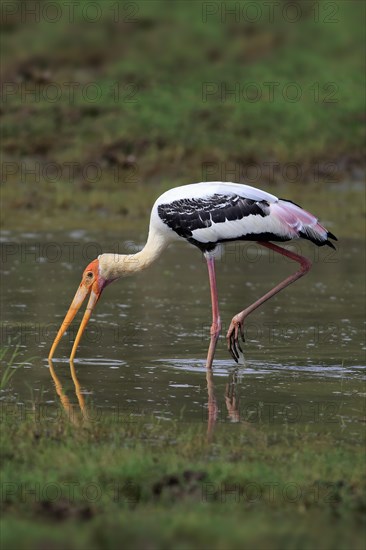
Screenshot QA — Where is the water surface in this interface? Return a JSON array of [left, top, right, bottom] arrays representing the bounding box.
[[1, 231, 365, 438]]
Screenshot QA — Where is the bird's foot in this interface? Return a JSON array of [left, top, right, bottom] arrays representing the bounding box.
[[226, 315, 245, 363]]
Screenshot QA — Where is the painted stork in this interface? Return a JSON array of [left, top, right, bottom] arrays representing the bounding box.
[[49, 181, 337, 367]]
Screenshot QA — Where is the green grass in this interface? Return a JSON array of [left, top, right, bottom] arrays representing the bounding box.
[[1, 0, 365, 234], [1, 412, 365, 549], [0, 342, 34, 390]]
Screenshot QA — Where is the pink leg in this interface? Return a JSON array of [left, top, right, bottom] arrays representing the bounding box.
[[206, 256, 221, 369], [227, 242, 312, 361]]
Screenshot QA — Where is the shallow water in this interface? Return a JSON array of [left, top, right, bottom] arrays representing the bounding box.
[[1, 231, 365, 437]]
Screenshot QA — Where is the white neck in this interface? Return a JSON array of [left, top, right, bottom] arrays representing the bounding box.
[[98, 227, 169, 281]]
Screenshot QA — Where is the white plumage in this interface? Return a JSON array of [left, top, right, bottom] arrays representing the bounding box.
[[156, 181, 278, 203], [153, 181, 335, 250]]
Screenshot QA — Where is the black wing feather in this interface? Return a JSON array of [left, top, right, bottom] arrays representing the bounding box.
[[158, 194, 270, 246]]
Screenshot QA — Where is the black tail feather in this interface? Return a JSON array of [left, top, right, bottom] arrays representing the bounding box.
[[299, 229, 337, 250], [325, 239, 336, 250], [325, 230, 337, 249], [327, 231, 338, 242]]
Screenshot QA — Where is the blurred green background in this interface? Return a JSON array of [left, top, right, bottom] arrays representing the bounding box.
[[1, 0, 365, 234]]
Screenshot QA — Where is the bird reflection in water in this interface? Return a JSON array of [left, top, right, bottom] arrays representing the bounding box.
[[224, 369, 241, 424], [48, 359, 87, 425], [206, 367, 218, 440], [206, 368, 250, 440], [48, 360, 246, 438]]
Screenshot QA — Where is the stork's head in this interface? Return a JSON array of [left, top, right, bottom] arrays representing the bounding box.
[[49, 251, 143, 359], [49, 258, 109, 361], [80, 258, 107, 295]]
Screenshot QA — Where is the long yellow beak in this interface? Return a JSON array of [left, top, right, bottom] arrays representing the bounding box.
[[48, 283, 101, 360]]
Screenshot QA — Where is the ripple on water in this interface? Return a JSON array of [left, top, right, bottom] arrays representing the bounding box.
[[156, 358, 366, 379], [48, 357, 126, 367]]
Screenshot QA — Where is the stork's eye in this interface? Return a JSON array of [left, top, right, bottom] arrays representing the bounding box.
[[86, 271, 93, 278]]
